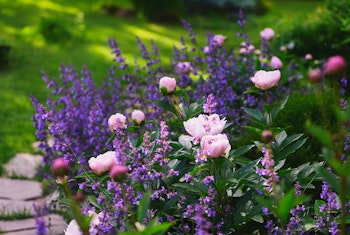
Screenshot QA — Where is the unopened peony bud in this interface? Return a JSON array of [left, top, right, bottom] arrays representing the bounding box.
[[261, 130, 274, 143], [110, 165, 128, 182], [324, 55, 347, 76], [260, 28, 275, 41], [108, 113, 127, 131], [159, 76, 176, 94], [51, 158, 70, 178], [131, 110, 145, 125], [308, 68, 324, 83], [74, 191, 85, 203], [305, 54, 312, 60], [270, 56, 283, 69]]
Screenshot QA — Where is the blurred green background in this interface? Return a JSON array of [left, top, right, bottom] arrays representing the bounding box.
[[0, 0, 336, 171]]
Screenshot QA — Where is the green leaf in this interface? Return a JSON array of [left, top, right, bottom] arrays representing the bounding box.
[[149, 99, 177, 115], [231, 144, 255, 158], [275, 131, 287, 146], [317, 167, 340, 193], [233, 159, 260, 181], [87, 195, 102, 210], [144, 221, 174, 235], [277, 189, 295, 224], [244, 86, 262, 94], [242, 107, 265, 123], [137, 191, 151, 223], [276, 138, 308, 160], [306, 121, 333, 149]]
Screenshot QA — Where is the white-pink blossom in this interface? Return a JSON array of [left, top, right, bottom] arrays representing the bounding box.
[[200, 134, 231, 158], [211, 34, 226, 47], [251, 70, 281, 90], [183, 114, 226, 140], [131, 109, 145, 125], [88, 151, 117, 175], [260, 27, 275, 41], [159, 76, 176, 94]]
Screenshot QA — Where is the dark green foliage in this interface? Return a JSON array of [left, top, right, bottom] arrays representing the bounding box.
[[281, 0, 350, 63], [38, 17, 72, 42], [0, 45, 11, 69], [131, 0, 185, 23], [274, 90, 338, 167]]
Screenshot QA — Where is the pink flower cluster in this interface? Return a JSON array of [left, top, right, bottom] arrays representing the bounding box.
[[181, 114, 231, 158]]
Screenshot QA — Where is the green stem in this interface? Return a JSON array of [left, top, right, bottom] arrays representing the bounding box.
[[62, 182, 90, 235]]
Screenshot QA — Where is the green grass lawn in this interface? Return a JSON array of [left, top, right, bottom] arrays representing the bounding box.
[[0, 0, 323, 171]]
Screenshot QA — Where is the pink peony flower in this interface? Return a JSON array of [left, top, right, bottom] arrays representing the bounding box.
[[211, 34, 226, 47], [183, 114, 226, 140], [251, 70, 281, 90], [308, 68, 324, 83], [324, 55, 347, 76], [260, 27, 275, 41], [88, 151, 117, 175], [159, 76, 176, 94], [131, 109, 145, 125], [270, 56, 283, 69], [200, 134, 231, 158], [108, 113, 127, 131], [176, 62, 192, 73]]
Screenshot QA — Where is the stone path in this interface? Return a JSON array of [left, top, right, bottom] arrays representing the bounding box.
[[0, 153, 66, 235]]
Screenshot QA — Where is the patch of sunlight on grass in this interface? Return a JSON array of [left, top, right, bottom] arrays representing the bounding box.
[[19, 0, 81, 15], [121, 24, 180, 47], [87, 44, 114, 61]]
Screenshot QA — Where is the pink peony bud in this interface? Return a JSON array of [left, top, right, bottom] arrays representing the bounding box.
[[260, 27, 275, 41], [201, 134, 231, 158], [131, 109, 145, 125], [110, 164, 128, 182], [305, 54, 313, 60], [108, 113, 127, 131], [308, 68, 324, 83], [176, 62, 192, 74], [324, 55, 347, 76], [251, 70, 281, 90], [159, 76, 176, 94], [51, 158, 70, 178], [280, 46, 287, 52], [88, 151, 117, 175], [270, 56, 283, 69], [261, 130, 274, 143], [211, 34, 226, 47]]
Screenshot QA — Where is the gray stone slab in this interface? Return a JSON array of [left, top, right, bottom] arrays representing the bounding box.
[[0, 214, 66, 234], [4, 153, 42, 179], [0, 197, 47, 216], [0, 178, 43, 200]]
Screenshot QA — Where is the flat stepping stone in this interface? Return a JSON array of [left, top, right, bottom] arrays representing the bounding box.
[[4, 153, 42, 179], [0, 178, 43, 200], [0, 214, 66, 235], [0, 197, 47, 216]]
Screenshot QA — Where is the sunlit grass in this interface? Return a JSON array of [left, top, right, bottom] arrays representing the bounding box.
[[0, 0, 323, 171]]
